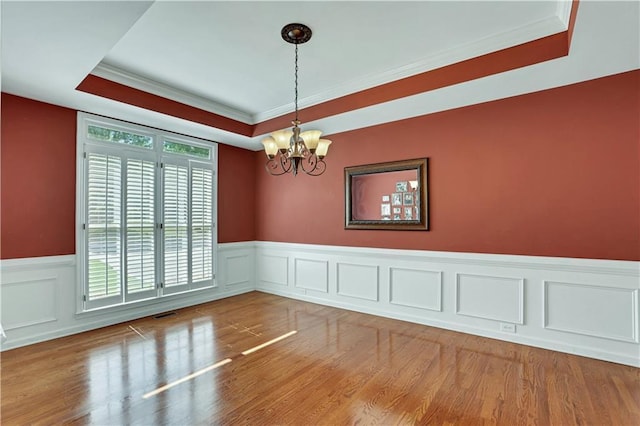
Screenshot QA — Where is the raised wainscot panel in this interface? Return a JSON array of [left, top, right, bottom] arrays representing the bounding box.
[[225, 254, 252, 286], [389, 267, 442, 311], [295, 258, 329, 293], [337, 263, 379, 301], [1, 277, 58, 330], [258, 254, 288, 286], [456, 273, 524, 324], [544, 281, 638, 343]]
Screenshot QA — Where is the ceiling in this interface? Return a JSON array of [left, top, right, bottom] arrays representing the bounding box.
[[2, 1, 638, 150]]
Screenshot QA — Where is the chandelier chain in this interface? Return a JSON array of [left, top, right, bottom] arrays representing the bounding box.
[[294, 43, 299, 123]]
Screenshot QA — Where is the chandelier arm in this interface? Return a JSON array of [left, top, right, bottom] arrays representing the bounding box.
[[307, 158, 327, 176], [280, 153, 293, 172], [300, 154, 327, 176], [299, 153, 316, 173], [265, 157, 288, 176], [265, 154, 295, 176]]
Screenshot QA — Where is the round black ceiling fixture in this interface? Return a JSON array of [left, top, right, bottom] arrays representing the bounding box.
[[281, 23, 312, 45]]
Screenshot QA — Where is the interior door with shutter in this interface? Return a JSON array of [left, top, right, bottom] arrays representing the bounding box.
[[190, 162, 215, 289], [162, 160, 191, 294], [84, 149, 124, 309], [124, 153, 158, 302]]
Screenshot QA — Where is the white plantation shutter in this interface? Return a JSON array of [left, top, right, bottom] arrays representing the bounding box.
[[191, 167, 213, 283], [163, 163, 190, 291], [79, 113, 216, 311], [125, 158, 156, 299], [86, 153, 122, 308]]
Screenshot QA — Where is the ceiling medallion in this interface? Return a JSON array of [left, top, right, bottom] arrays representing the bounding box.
[[281, 23, 313, 45]]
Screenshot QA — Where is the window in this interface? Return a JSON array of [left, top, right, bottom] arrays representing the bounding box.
[[77, 113, 216, 311]]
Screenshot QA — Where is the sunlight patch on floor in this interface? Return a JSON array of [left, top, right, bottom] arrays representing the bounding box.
[[142, 358, 232, 399], [241, 330, 298, 355]]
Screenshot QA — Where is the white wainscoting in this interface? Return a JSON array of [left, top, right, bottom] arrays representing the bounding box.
[[544, 281, 638, 343], [337, 262, 380, 302], [389, 267, 442, 312], [456, 273, 524, 324], [218, 242, 256, 293], [255, 241, 640, 367], [0, 242, 255, 351], [258, 254, 289, 286], [294, 258, 328, 293], [3, 241, 639, 367]]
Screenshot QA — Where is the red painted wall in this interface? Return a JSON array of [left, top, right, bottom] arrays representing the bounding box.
[[1, 94, 77, 259], [3, 70, 638, 261], [217, 144, 256, 242], [0, 94, 256, 259], [255, 70, 640, 261]]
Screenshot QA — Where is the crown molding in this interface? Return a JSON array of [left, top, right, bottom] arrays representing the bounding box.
[[556, 0, 574, 29], [91, 7, 567, 128], [91, 63, 254, 124], [254, 14, 567, 123]]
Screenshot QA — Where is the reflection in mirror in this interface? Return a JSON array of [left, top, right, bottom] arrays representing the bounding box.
[[345, 158, 428, 230], [351, 170, 419, 220]]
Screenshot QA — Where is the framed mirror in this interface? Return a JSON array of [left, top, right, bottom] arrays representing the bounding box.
[[345, 158, 429, 230]]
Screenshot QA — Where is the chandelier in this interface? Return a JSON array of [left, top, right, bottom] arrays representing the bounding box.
[[261, 23, 332, 176]]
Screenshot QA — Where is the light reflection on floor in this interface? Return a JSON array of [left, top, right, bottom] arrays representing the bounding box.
[[87, 318, 224, 424], [143, 358, 232, 399], [83, 314, 305, 424], [8, 294, 625, 424]]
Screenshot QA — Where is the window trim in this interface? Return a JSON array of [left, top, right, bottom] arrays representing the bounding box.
[[76, 112, 218, 313]]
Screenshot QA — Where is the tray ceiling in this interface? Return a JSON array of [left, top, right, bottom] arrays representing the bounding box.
[[2, 1, 638, 149]]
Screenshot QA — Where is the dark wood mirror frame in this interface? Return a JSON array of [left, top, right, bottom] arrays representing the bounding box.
[[345, 158, 429, 230]]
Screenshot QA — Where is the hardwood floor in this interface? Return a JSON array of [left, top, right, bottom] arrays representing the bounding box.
[[1, 291, 638, 425]]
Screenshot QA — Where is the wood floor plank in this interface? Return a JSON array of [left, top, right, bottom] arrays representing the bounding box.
[[1, 291, 638, 425]]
